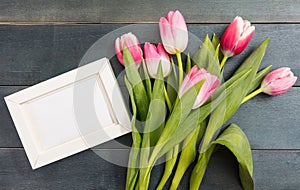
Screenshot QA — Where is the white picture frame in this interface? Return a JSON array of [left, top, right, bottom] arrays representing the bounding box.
[[5, 58, 131, 169]]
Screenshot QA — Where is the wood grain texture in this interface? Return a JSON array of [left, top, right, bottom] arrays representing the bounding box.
[[0, 24, 300, 86], [0, 86, 24, 147], [0, 0, 300, 23], [0, 7, 299, 189], [0, 148, 299, 190], [1, 86, 300, 149]]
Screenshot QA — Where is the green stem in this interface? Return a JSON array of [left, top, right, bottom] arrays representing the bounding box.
[[176, 53, 184, 87], [242, 88, 263, 104], [220, 56, 228, 69], [190, 147, 215, 190], [156, 145, 179, 190], [174, 96, 179, 108], [170, 128, 199, 190], [139, 166, 152, 190], [164, 86, 172, 111]]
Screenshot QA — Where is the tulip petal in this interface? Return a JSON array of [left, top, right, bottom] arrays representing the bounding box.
[[171, 10, 188, 52], [146, 58, 160, 78], [115, 37, 124, 65], [193, 74, 220, 108], [243, 20, 251, 31], [234, 26, 255, 55], [179, 66, 220, 109], [115, 37, 121, 53], [220, 16, 244, 56], [144, 42, 172, 78], [161, 59, 172, 77], [115, 33, 143, 67], [166, 11, 175, 23], [180, 67, 207, 97], [128, 32, 140, 47], [157, 43, 170, 61], [157, 44, 172, 77], [159, 17, 176, 54], [188, 65, 200, 77], [128, 46, 143, 66], [124, 33, 138, 49], [262, 67, 297, 96], [268, 76, 297, 95], [144, 42, 160, 60], [262, 67, 290, 86]]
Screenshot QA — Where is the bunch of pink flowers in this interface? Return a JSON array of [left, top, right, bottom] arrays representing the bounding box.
[[114, 10, 297, 190]]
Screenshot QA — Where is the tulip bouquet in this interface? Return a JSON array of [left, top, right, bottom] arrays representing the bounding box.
[[114, 11, 297, 190]]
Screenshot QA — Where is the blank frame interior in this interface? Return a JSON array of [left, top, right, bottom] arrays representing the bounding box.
[[5, 58, 131, 169]]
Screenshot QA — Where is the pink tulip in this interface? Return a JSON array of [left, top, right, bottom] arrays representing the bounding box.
[[159, 10, 188, 54], [261, 67, 297, 96], [115, 32, 143, 67], [220, 16, 255, 57], [144, 42, 172, 78], [179, 66, 220, 109]]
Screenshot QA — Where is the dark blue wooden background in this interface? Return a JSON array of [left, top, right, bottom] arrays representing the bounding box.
[[0, 1, 299, 189]]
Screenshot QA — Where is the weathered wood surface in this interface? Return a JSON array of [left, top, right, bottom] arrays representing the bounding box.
[[0, 149, 299, 190], [0, 24, 300, 86], [0, 0, 300, 23], [0, 2, 299, 189]]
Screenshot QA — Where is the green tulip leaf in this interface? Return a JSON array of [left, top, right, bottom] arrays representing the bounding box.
[[140, 58, 152, 100], [200, 39, 270, 153], [140, 63, 165, 166], [192, 34, 221, 79], [192, 34, 215, 68], [234, 38, 270, 76], [123, 45, 149, 120], [190, 124, 254, 190], [248, 65, 272, 94], [148, 63, 166, 146], [211, 33, 224, 61], [124, 76, 141, 190], [138, 64, 166, 189], [207, 42, 222, 80], [211, 33, 220, 49], [212, 124, 254, 190]]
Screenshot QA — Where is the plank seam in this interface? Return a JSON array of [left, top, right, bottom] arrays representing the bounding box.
[[1, 21, 300, 25]]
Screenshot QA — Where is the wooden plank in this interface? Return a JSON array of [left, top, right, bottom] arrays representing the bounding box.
[[1, 86, 300, 150], [229, 87, 300, 150], [0, 0, 300, 23], [0, 86, 24, 147], [0, 24, 299, 86], [0, 24, 121, 86], [0, 148, 299, 189]]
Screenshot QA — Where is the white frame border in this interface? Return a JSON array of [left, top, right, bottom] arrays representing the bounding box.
[[5, 58, 131, 169]]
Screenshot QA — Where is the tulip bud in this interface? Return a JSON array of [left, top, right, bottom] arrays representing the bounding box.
[[220, 16, 255, 57], [115, 32, 143, 67], [144, 42, 172, 78], [261, 67, 297, 96], [159, 10, 188, 54], [179, 66, 220, 109]]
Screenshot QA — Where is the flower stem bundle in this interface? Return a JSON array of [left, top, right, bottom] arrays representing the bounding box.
[[114, 11, 297, 190]]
